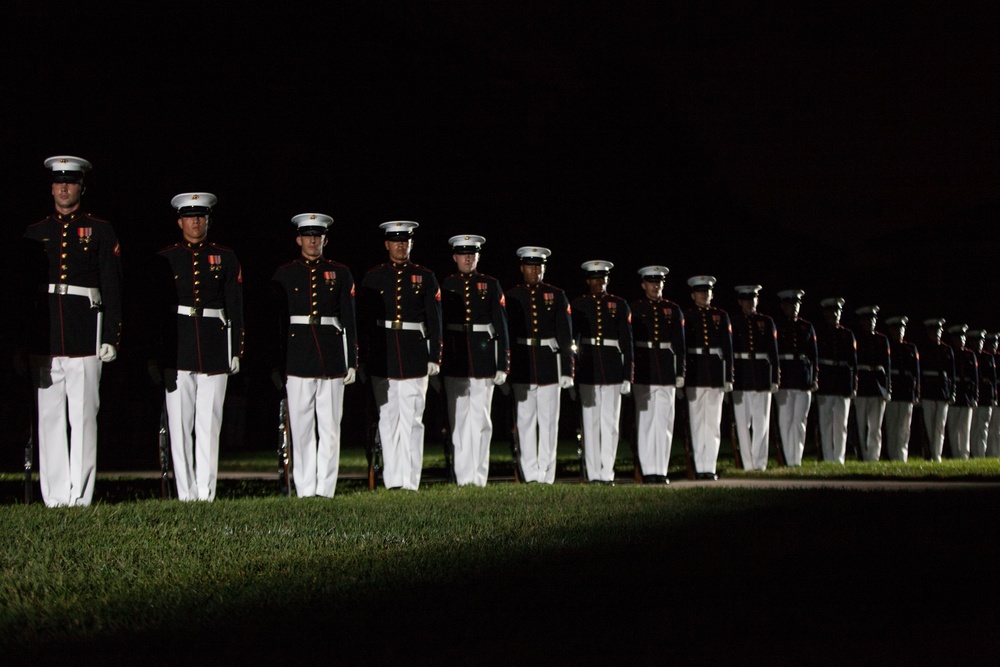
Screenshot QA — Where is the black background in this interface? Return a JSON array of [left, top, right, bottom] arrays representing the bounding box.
[[3, 1, 998, 467]]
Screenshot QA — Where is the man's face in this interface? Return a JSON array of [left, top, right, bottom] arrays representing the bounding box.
[[453, 252, 479, 275], [521, 263, 544, 286], [692, 289, 712, 308], [927, 324, 943, 343], [385, 239, 412, 263], [780, 301, 800, 319], [891, 324, 906, 342], [296, 233, 327, 260], [863, 315, 877, 333], [738, 296, 757, 316], [587, 275, 609, 296], [178, 215, 209, 244], [954, 334, 967, 349], [641, 279, 663, 300], [51, 181, 83, 213], [823, 307, 842, 326]]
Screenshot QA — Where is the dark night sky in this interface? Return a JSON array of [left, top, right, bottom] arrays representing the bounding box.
[[3, 0, 999, 336]]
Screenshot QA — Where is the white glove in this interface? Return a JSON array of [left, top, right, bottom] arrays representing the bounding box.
[[559, 375, 574, 389], [770, 383, 779, 394], [811, 382, 819, 392], [427, 362, 440, 376], [230, 356, 241, 374], [99, 344, 117, 362], [344, 368, 357, 385], [724, 382, 733, 393], [620, 380, 631, 396], [493, 371, 507, 386], [675, 376, 685, 389], [884, 394, 891, 403]]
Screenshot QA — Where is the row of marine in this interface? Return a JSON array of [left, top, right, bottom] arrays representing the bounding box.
[[18, 156, 998, 507]]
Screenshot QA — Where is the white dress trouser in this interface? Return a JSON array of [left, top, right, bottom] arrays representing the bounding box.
[[946, 406, 973, 460], [37, 355, 102, 507], [970, 406, 993, 458], [286, 375, 345, 497], [922, 400, 949, 462], [986, 408, 1000, 457], [816, 395, 850, 464], [445, 377, 496, 487], [687, 387, 724, 474], [513, 383, 561, 484], [633, 384, 676, 477], [776, 389, 811, 466], [854, 396, 887, 462], [579, 383, 621, 482], [883, 402, 914, 462], [166, 370, 228, 501], [373, 376, 428, 490], [732, 390, 771, 471]]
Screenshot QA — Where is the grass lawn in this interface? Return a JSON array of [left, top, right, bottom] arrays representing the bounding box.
[[2, 481, 1000, 664], [2, 437, 999, 665]]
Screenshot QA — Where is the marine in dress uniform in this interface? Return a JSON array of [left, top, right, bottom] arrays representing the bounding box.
[[571, 260, 633, 484], [774, 289, 818, 467], [883, 316, 920, 462], [985, 333, 1000, 457], [945, 323, 978, 460], [919, 318, 956, 461], [503, 247, 574, 484], [271, 214, 358, 497], [730, 285, 779, 471], [630, 266, 685, 483], [154, 193, 244, 502], [683, 276, 734, 479], [440, 234, 510, 487], [23, 156, 122, 507], [967, 329, 994, 458], [852, 305, 891, 461], [815, 298, 857, 464], [358, 221, 443, 491]]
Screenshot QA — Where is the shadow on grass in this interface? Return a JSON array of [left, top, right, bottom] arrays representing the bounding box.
[[7, 488, 999, 666]]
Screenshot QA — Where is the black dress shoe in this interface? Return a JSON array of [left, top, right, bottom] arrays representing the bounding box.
[[695, 472, 718, 481]]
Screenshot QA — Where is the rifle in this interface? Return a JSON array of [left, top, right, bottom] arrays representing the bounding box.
[[430, 377, 456, 484], [847, 400, 863, 461], [24, 409, 34, 505], [728, 394, 744, 469], [158, 402, 173, 499], [572, 387, 587, 483], [771, 398, 787, 467], [810, 398, 823, 462], [278, 397, 292, 497], [678, 390, 696, 480], [361, 373, 383, 491], [622, 392, 642, 483], [503, 384, 524, 483]]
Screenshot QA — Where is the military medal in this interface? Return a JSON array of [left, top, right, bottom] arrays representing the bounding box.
[[77, 226, 92, 250]]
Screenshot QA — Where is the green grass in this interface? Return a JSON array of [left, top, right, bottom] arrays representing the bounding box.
[[214, 438, 1000, 479], [2, 484, 1000, 664]]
